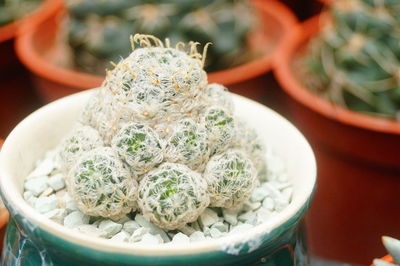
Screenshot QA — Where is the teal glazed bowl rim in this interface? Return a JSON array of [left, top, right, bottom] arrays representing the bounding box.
[[0, 89, 317, 258]]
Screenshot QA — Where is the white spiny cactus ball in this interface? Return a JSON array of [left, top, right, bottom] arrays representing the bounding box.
[[203, 107, 236, 155], [204, 150, 256, 208], [164, 119, 210, 171], [67, 147, 138, 220], [112, 122, 164, 176], [58, 124, 104, 170], [53, 35, 271, 231], [138, 163, 209, 230]]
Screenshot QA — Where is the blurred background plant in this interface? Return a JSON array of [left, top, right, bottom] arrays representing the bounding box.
[[0, 0, 42, 26], [65, 0, 258, 75], [303, 0, 400, 120]]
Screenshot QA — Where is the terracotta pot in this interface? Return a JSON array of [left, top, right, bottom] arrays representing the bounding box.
[[15, 0, 297, 103], [274, 15, 400, 265], [0, 139, 10, 252], [0, 0, 62, 73]]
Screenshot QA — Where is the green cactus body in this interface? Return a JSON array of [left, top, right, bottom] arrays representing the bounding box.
[[204, 149, 256, 209], [203, 107, 236, 155], [58, 124, 104, 170], [0, 0, 42, 26], [305, 0, 400, 120], [67, 147, 138, 220], [111, 122, 163, 176], [65, 0, 257, 75], [203, 83, 234, 114], [138, 163, 209, 230], [164, 119, 210, 171]]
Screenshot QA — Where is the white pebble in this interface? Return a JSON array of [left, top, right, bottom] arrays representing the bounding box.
[[243, 201, 261, 212], [111, 231, 130, 242], [64, 211, 90, 229], [123, 221, 140, 234], [238, 211, 256, 225], [179, 225, 196, 236], [28, 157, 55, 179], [48, 174, 65, 191], [230, 223, 253, 235], [23, 191, 34, 201], [211, 222, 228, 233], [274, 197, 289, 212], [77, 224, 106, 238], [189, 231, 206, 242], [44, 208, 67, 224], [34, 195, 57, 214], [98, 220, 123, 238], [139, 233, 163, 245], [199, 208, 219, 228], [171, 232, 190, 244], [251, 187, 270, 202], [116, 215, 131, 224], [135, 214, 170, 243], [262, 197, 274, 211], [130, 228, 151, 242], [282, 187, 293, 203], [24, 176, 49, 196], [60, 193, 78, 212], [209, 228, 222, 238], [39, 187, 54, 198], [222, 208, 239, 226], [255, 208, 272, 224]]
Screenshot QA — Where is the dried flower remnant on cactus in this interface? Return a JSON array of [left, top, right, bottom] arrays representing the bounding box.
[[67, 147, 138, 220], [111, 122, 163, 176], [164, 119, 210, 171], [138, 163, 209, 230], [204, 150, 256, 209], [203, 107, 236, 155], [58, 124, 104, 170]]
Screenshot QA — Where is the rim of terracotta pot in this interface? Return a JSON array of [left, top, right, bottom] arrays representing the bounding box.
[[0, 0, 62, 43], [15, 0, 297, 90], [0, 90, 316, 256], [274, 14, 400, 135], [0, 139, 9, 230]]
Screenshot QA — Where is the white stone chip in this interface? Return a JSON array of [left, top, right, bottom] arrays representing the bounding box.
[[48, 174, 65, 191], [34, 195, 57, 214], [64, 211, 90, 229], [28, 156, 55, 179], [123, 221, 141, 234], [189, 231, 206, 242], [209, 228, 222, 238], [99, 220, 123, 238], [179, 225, 196, 236], [251, 187, 270, 202], [39, 187, 54, 198], [238, 211, 256, 225], [116, 215, 131, 224], [77, 224, 106, 238], [139, 233, 163, 245], [44, 208, 67, 224], [211, 222, 228, 233], [243, 201, 262, 212], [230, 223, 253, 235], [171, 232, 190, 244], [255, 208, 272, 224], [24, 176, 49, 196], [135, 214, 170, 242], [111, 231, 130, 242], [282, 187, 293, 203], [130, 228, 151, 242], [60, 193, 78, 212], [262, 197, 274, 211], [222, 208, 239, 226], [23, 191, 34, 201], [274, 197, 289, 212], [199, 208, 219, 228]]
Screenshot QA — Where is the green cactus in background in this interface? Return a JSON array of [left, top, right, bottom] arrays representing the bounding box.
[[304, 0, 400, 120], [373, 236, 400, 266], [65, 0, 256, 75], [0, 0, 42, 26]]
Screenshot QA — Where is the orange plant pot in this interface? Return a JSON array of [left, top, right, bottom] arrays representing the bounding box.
[[15, 0, 297, 103], [0, 0, 62, 73], [0, 139, 10, 252], [274, 15, 400, 265], [371, 255, 395, 266]]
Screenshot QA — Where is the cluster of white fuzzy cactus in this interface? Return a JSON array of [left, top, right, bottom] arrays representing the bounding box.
[[56, 34, 267, 230]]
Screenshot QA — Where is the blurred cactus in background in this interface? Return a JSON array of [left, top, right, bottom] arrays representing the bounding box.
[[373, 236, 400, 266], [304, 0, 400, 120], [0, 0, 42, 25], [65, 0, 257, 75]]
